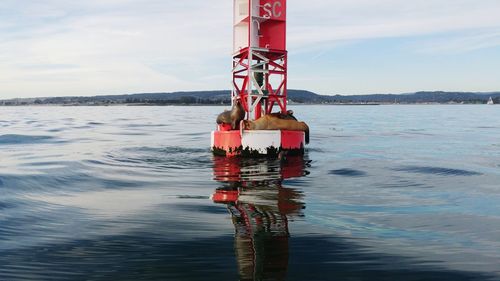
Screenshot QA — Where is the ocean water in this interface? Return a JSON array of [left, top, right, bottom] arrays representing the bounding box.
[[0, 105, 499, 281]]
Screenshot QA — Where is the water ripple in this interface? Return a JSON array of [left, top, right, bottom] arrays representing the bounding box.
[[1, 163, 147, 195], [105, 146, 212, 171], [393, 166, 482, 176], [329, 169, 367, 177], [0, 134, 57, 145], [377, 180, 432, 189]]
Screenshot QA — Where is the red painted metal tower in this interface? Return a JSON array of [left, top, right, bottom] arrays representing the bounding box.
[[212, 0, 306, 157]]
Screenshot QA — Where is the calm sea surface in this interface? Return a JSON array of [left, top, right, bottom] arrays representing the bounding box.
[[1, 105, 499, 281]]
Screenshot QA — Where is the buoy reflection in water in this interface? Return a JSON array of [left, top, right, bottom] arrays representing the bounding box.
[[212, 156, 308, 281]]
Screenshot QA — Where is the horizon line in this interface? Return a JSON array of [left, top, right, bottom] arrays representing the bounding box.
[[2, 89, 500, 101]]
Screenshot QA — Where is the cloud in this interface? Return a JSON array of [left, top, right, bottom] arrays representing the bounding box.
[[0, 0, 500, 98], [416, 31, 500, 54], [288, 0, 500, 47], [0, 0, 235, 97]]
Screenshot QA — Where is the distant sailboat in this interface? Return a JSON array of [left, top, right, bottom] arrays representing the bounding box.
[[487, 97, 494, 105]]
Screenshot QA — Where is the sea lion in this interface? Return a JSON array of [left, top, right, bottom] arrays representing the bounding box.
[[268, 110, 297, 121], [242, 115, 309, 144], [216, 100, 246, 130]]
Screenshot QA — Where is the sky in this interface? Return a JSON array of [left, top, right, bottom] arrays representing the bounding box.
[[1, 0, 500, 99]]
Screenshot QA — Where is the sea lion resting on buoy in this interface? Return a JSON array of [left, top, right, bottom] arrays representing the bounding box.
[[242, 115, 309, 144], [268, 110, 297, 121], [216, 100, 245, 130]]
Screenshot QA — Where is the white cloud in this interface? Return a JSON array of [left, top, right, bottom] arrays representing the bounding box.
[[0, 0, 233, 97], [0, 0, 500, 98], [416, 31, 500, 54], [288, 0, 500, 47]]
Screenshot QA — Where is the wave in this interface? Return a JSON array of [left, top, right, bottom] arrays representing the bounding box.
[[329, 169, 367, 177], [104, 146, 212, 171], [0, 171, 147, 196], [0, 134, 58, 145], [376, 180, 432, 189], [124, 124, 170, 128], [393, 166, 482, 176]]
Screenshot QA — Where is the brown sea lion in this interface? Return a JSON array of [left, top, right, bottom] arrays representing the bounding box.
[[268, 110, 297, 121], [216, 100, 246, 130], [242, 115, 309, 144]]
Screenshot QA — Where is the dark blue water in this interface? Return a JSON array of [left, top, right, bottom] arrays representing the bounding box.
[[1, 105, 500, 280]]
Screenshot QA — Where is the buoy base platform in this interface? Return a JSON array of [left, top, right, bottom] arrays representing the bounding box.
[[211, 130, 305, 157]]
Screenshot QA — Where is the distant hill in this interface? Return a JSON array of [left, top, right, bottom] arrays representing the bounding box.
[[324, 91, 500, 104], [0, 90, 323, 105], [1, 90, 499, 105]]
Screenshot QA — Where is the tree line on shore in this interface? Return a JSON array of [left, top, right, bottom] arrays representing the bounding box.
[[1, 90, 499, 105]]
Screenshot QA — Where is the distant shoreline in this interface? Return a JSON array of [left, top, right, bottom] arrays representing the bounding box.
[[1, 89, 498, 106], [1, 102, 498, 107]]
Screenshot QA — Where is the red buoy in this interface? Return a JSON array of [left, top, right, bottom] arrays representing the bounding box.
[[212, 0, 307, 157]]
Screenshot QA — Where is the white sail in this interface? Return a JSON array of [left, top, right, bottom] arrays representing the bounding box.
[[487, 97, 494, 105]]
